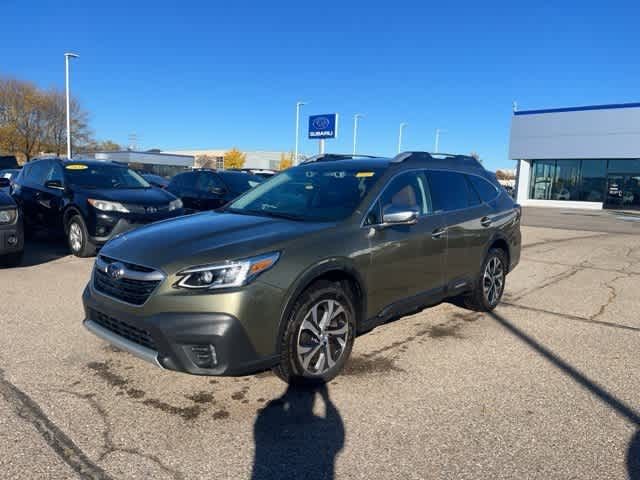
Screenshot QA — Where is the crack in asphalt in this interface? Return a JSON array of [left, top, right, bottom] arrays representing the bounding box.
[[0, 367, 115, 480], [58, 389, 186, 480], [591, 274, 628, 322], [506, 264, 584, 302]]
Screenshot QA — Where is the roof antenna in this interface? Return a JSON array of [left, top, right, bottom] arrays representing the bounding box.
[[512, 101, 518, 113]]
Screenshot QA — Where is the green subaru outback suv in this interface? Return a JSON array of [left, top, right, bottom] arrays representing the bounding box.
[[83, 152, 521, 384]]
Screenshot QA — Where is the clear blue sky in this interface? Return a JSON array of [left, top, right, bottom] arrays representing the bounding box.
[[2, 0, 639, 170]]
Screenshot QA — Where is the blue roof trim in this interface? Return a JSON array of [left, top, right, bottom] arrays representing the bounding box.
[[514, 102, 640, 116]]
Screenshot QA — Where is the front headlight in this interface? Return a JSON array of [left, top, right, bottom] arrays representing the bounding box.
[[0, 208, 17, 224], [175, 252, 280, 290], [168, 198, 183, 211], [88, 198, 130, 213]]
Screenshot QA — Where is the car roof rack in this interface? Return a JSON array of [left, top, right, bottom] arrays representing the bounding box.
[[391, 151, 483, 168], [302, 153, 381, 163]]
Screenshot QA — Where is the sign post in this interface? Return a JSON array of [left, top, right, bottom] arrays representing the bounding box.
[[308, 113, 338, 155]]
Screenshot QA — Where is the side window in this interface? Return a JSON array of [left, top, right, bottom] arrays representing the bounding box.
[[47, 163, 64, 183], [20, 163, 32, 181], [198, 173, 224, 192], [427, 171, 470, 212], [175, 173, 198, 190], [465, 177, 482, 207], [467, 175, 499, 203], [30, 161, 51, 186], [365, 171, 431, 225]]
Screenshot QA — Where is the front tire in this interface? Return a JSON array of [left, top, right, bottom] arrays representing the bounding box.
[[462, 248, 507, 311], [273, 280, 356, 385], [66, 215, 96, 258]]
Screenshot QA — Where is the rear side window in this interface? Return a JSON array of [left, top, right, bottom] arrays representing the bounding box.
[[197, 172, 224, 191], [467, 175, 499, 203], [427, 170, 470, 212]]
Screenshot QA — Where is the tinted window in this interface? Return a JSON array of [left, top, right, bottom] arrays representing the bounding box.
[[64, 164, 150, 189], [218, 171, 262, 194], [467, 175, 499, 202], [29, 161, 51, 185], [47, 163, 64, 183], [465, 177, 482, 206], [365, 171, 431, 225], [197, 172, 225, 191], [427, 171, 470, 212], [171, 172, 198, 190], [228, 165, 383, 222]]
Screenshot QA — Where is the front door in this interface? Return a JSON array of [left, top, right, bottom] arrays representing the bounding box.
[[605, 175, 640, 210], [365, 170, 446, 317]]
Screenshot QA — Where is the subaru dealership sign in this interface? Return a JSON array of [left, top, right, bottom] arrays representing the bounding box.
[[308, 114, 338, 139]]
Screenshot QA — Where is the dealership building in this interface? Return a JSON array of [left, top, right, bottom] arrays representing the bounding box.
[[510, 102, 640, 210]]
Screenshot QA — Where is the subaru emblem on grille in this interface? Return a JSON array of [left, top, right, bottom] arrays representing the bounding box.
[[145, 206, 157, 214], [107, 262, 126, 280]]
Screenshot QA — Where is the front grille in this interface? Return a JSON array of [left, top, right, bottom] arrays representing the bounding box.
[[89, 308, 156, 350], [93, 256, 162, 306]]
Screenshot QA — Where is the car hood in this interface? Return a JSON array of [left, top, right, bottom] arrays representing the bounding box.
[[0, 190, 16, 207], [100, 211, 332, 272], [77, 187, 176, 206]]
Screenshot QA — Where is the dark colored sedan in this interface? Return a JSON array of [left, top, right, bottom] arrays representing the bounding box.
[[167, 169, 262, 212], [141, 173, 170, 189], [12, 159, 184, 257], [0, 177, 24, 267]]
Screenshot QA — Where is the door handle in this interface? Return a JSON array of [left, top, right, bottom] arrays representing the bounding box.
[[481, 216, 493, 227], [431, 227, 447, 239]]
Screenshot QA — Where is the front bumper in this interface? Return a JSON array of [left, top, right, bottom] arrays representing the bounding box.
[[82, 283, 281, 376], [88, 209, 184, 245]]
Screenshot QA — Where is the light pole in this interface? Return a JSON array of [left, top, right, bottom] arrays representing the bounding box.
[[294, 101, 307, 165], [398, 122, 407, 153], [64, 52, 79, 159], [434, 128, 447, 153], [352, 113, 364, 155]]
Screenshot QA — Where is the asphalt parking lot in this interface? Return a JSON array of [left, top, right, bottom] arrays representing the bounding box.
[[1, 209, 640, 479]]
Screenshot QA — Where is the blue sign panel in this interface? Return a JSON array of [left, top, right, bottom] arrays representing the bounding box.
[[308, 114, 338, 139]]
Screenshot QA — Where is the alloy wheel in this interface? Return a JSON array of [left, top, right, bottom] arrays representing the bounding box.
[[296, 299, 349, 376], [69, 222, 82, 252], [483, 256, 504, 306]]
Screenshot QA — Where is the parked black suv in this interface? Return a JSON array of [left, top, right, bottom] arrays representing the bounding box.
[[167, 169, 262, 212], [12, 159, 184, 257], [83, 152, 521, 384], [0, 177, 23, 266]]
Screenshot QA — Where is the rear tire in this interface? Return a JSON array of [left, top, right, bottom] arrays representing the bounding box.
[[273, 280, 356, 385], [66, 215, 96, 258], [462, 248, 507, 312]]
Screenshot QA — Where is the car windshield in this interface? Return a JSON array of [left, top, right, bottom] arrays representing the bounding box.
[[226, 165, 384, 221], [219, 171, 263, 193], [64, 164, 151, 189]]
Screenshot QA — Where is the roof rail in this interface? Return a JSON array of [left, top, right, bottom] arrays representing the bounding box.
[[391, 151, 481, 166], [302, 153, 380, 163]]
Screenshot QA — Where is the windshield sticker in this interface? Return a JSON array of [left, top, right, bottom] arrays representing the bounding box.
[[356, 171, 375, 178], [65, 164, 88, 170]]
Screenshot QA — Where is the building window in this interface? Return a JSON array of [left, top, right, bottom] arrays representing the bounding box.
[[607, 159, 640, 174], [216, 157, 224, 169], [530, 159, 607, 202]]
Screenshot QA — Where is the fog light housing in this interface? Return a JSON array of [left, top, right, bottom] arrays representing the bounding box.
[[189, 344, 218, 369], [7, 235, 17, 246]]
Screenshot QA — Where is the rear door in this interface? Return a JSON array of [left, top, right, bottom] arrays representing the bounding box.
[[168, 173, 201, 211], [365, 170, 446, 317], [20, 161, 50, 229], [426, 170, 487, 292]]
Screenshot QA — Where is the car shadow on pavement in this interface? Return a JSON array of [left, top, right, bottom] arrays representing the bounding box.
[[19, 235, 70, 267], [488, 311, 640, 479], [251, 383, 344, 480]]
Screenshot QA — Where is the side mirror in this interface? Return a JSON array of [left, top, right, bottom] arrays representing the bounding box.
[[0, 178, 10, 188], [211, 186, 226, 196], [45, 180, 65, 190], [378, 206, 419, 229]]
